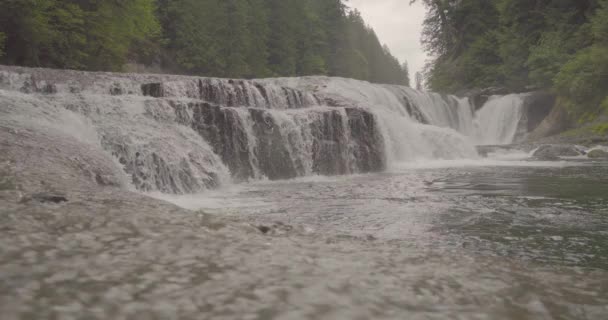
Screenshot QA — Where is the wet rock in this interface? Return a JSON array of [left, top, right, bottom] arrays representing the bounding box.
[[526, 103, 571, 142], [41, 83, 57, 94], [533, 145, 583, 160], [257, 225, 271, 234], [249, 108, 299, 180], [521, 92, 556, 133], [345, 108, 387, 172], [588, 149, 608, 159], [402, 95, 429, 124], [310, 110, 351, 175], [189, 103, 256, 181], [476, 145, 521, 158], [110, 85, 124, 96], [462, 87, 510, 110], [141, 83, 164, 98], [257, 222, 294, 236], [21, 192, 68, 204]]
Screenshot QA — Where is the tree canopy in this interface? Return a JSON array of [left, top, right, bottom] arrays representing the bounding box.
[[0, 0, 160, 71], [415, 0, 608, 120], [0, 0, 410, 86]]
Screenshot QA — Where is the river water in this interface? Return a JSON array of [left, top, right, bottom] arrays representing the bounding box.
[[152, 156, 608, 318]]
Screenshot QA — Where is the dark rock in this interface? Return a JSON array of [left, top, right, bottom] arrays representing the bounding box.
[[257, 225, 271, 234], [19, 75, 37, 93], [95, 173, 115, 186], [510, 91, 556, 143], [402, 95, 429, 124], [249, 108, 299, 180], [588, 149, 608, 159], [526, 103, 571, 142], [22, 192, 68, 204], [110, 85, 123, 96], [188, 102, 257, 181], [310, 110, 351, 175], [18, 75, 57, 94], [141, 83, 165, 98], [257, 222, 294, 236], [476, 145, 521, 158], [345, 108, 387, 173], [41, 83, 57, 94], [521, 92, 556, 133], [183, 100, 387, 182], [462, 87, 510, 111], [533, 145, 583, 160]]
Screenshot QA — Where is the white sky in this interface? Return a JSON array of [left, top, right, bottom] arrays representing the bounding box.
[[347, 0, 428, 81]]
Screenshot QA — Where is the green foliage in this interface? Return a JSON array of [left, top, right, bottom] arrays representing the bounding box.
[[592, 123, 608, 135], [593, 0, 608, 43], [418, 0, 608, 121], [0, 0, 159, 70], [0, 0, 408, 84], [554, 45, 608, 118], [84, 0, 161, 71]]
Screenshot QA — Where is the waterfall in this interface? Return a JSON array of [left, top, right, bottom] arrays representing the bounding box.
[[0, 67, 530, 195], [473, 95, 524, 145]]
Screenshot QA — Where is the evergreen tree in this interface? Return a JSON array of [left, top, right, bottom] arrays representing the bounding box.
[[401, 62, 411, 87], [0, 0, 409, 85], [415, 0, 607, 120], [415, 72, 424, 91], [0, 0, 159, 70]]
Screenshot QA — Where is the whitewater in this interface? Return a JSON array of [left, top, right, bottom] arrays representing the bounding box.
[[0, 66, 531, 195]]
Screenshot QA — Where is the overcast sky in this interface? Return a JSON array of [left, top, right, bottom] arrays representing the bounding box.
[[348, 0, 428, 81]]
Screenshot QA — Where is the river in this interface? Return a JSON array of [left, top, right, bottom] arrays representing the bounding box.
[[146, 156, 608, 318]]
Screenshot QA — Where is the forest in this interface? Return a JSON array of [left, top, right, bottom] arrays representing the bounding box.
[[0, 0, 410, 86], [415, 0, 608, 121]]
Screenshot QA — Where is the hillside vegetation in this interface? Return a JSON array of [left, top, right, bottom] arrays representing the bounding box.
[[415, 0, 608, 123], [0, 0, 410, 86]]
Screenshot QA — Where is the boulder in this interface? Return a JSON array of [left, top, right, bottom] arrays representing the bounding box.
[[588, 149, 608, 159], [533, 145, 583, 160]]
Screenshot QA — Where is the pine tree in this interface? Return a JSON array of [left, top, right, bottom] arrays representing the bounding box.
[[0, 0, 409, 85], [401, 61, 411, 87], [415, 72, 424, 91]]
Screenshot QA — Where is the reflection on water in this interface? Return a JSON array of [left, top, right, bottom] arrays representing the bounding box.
[[153, 159, 608, 318]]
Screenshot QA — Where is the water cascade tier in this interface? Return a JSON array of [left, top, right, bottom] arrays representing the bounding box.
[[0, 66, 549, 194]]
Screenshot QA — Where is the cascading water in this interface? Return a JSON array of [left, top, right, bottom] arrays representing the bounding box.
[[473, 94, 525, 145], [0, 66, 530, 195]]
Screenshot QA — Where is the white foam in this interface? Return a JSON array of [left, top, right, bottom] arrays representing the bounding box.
[[392, 159, 574, 170], [473, 95, 524, 145]]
